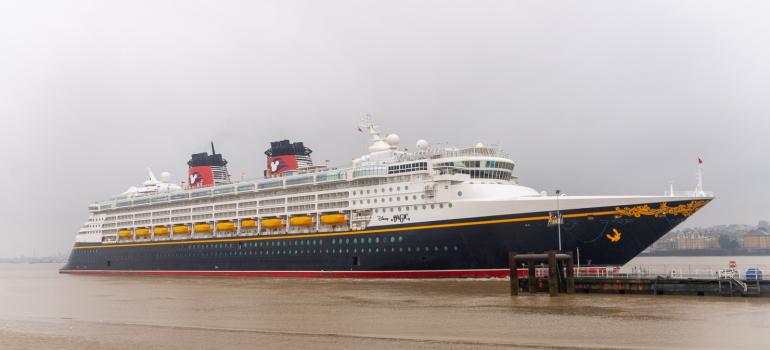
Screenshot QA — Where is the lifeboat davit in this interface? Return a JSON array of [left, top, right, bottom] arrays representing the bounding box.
[[320, 213, 346, 225], [290, 215, 313, 227], [117, 229, 132, 238], [261, 218, 283, 229], [154, 226, 170, 235], [194, 223, 212, 233], [135, 228, 150, 237], [172, 225, 191, 234], [240, 219, 257, 228], [216, 221, 236, 231]]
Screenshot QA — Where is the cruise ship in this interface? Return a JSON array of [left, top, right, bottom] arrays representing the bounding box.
[[61, 119, 713, 278]]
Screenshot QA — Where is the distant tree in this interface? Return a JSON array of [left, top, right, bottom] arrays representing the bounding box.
[[718, 234, 739, 249]]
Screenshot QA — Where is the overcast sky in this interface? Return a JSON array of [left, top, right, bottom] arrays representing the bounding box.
[[1, 1, 768, 257]]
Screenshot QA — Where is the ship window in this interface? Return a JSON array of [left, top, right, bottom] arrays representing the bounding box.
[[398, 236, 403, 242], [398, 207, 402, 211], [389, 198, 393, 202], [405, 186, 409, 190], [404, 196, 408, 201], [397, 186, 401, 191], [439, 204, 444, 209], [389, 188, 393, 192], [396, 197, 400, 201], [390, 237, 395, 243], [390, 208, 394, 212], [449, 203, 453, 208], [430, 204, 435, 209]]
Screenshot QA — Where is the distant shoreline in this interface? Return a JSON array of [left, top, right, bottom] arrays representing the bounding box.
[[641, 249, 770, 257]]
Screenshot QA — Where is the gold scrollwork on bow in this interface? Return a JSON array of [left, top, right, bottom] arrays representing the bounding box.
[[615, 200, 707, 218]]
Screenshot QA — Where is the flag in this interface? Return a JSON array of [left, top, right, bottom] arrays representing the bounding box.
[[357, 127, 363, 133], [698, 157, 703, 164]]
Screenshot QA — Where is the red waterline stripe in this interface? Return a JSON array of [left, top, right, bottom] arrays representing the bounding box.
[[59, 268, 511, 279]]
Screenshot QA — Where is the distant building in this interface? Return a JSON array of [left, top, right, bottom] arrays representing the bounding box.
[[743, 231, 770, 249], [673, 234, 718, 250]]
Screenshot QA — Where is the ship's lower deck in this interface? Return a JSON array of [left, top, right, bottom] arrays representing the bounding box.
[[61, 199, 709, 277]]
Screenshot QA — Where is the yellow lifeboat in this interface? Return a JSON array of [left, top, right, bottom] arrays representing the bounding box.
[[216, 221, 236, 231], [135, 228, 150, 237], [261, 218, 283, 229], [154, 226, 170, 235], [194, 223, 212, 233], [117, 229, 132, 238], [240, 219, 257, 228], [172, 225, 191, 235], [290, 215, 313, 227], [320, 213, 346, 225]]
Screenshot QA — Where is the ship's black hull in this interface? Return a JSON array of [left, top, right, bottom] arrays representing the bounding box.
[[61, 199, 709, 277]]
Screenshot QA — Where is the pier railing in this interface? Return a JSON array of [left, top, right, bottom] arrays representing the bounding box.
[[516, 264, 768, 280]]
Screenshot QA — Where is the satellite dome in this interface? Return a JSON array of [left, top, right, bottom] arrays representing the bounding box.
[[160, 172, 171, 183], [385, 134, 400, 146], [416, 139, 429, 150], [476, 142, 484, 148]]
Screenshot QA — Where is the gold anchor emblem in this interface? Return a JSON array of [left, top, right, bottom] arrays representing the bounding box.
[[606, 228, 622, 243]]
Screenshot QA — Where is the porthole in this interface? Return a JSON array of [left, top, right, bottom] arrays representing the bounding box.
[[439, 204, 444, 209], [397, 186, 401, 191], [457, 191, 463, 197], [398, 207, 402, 212], [390, 237, 395, 243], [390, 208, 394, 212], [431, 204, 435, 209], [398, 236, 403, 242], [405, 186, 409, 190], [412, 195, 417, 200], [375, 237, 380, 243], [389, 187, 393, 192], [444, 246, 448, 251], [448, 203, 453, 208]]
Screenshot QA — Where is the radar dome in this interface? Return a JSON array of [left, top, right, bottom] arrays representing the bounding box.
[[160, 172, 171, 183], [416, 139, 429, 150], [385, 134, 400, 146], [476, 142, 484, 148]]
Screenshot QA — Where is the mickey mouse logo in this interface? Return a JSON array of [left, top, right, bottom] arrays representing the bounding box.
[[189, 172, 202, 186]]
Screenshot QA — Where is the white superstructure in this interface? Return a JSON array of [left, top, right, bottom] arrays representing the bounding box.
[[77, 119, 712, 245]]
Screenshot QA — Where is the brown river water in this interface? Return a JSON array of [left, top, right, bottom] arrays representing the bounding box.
[[1, 256, 769, 349]]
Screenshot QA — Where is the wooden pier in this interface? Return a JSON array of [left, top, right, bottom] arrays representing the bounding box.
[[509, 252, 769, 297]]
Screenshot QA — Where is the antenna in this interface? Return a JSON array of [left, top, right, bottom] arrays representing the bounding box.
[[147, 168, 158, 182], [211, 141, 216, 155]]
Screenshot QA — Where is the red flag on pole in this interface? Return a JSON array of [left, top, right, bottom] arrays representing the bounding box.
[[698, 157, 703, 164], [357, 127, 363, 133]]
